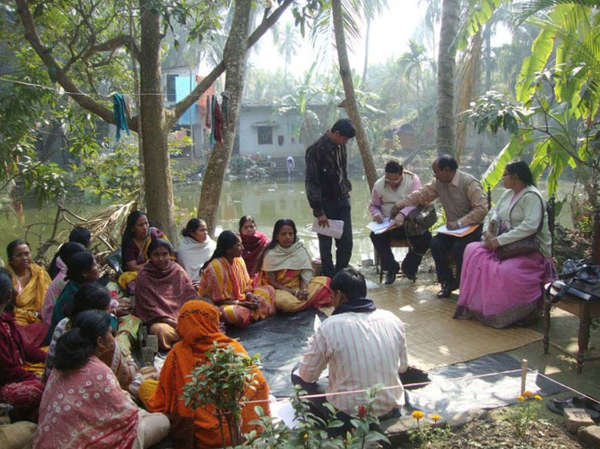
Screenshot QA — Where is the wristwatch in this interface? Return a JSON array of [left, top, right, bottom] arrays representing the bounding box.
[[457, 220, 463, 228]]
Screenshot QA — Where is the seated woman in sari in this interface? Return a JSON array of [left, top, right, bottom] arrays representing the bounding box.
[[45, 283, 148, 394], [454, 161, 555, 328], [41, 242, 85, 324], [6, 240, 51, 347], [142, 300, 270, 448], [34, 310, 170, 449], [198, 231, 276, 328], [134, 239, 199, 350], [177, 218, 216, 284], [257, 219, 333, 313], [46, 251, 101, 341], [239, 215, 269, 278], [0, 268, 46, 422], [118, 210, 168, 294]]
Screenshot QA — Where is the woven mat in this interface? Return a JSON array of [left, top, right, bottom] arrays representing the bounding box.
[[370, 281, 543, 371]]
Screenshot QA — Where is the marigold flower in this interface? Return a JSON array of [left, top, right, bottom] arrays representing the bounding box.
[[534, 395, 543, 401], [517, 395, 525, 402], [303, 433, 308, 440], [412, 410, 425, 419], [430, 414, 441, 422], [523, 390, 534, 398]]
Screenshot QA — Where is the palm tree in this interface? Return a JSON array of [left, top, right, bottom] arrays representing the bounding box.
[[273, 22, 300, 81], [436, 0, 461, 155]]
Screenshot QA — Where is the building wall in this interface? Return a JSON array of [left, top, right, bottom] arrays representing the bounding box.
[[238, 105, 307, 157]]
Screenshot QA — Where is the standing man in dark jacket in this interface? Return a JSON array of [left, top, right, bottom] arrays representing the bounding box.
[[305, 119, 355, 277]]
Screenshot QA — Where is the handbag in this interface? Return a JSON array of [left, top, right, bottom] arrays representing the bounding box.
[[496, 192, 544, 261], [552, 259, 600, 301], [405, 205, 437, 237]]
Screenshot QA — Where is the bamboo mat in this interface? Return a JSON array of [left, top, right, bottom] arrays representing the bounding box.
[[369, 280, 543, 371]]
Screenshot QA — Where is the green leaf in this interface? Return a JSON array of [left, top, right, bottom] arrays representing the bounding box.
[[516, 28, 556, 103]]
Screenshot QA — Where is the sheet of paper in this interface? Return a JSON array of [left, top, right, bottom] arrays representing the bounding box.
[[311, 218, 344, 239], [366, 217, 396, 234], [434, 224, 478, 237]]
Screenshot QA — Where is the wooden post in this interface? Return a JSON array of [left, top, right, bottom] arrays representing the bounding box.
[[520, 359, 528, 394]]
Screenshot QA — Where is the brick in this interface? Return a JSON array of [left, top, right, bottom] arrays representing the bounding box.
[[564, 408, 595, 433], [578, 425, 600, 447]]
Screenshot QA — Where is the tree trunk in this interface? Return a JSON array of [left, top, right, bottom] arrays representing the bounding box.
[[331, 0, 377, 190], [139, 0, 176, 240], [362, 18, 371, 84], [198, 0, 252, 235], [436, 0, 461, 156], [454, 31, 482, 164]]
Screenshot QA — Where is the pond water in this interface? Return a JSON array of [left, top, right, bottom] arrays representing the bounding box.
[[0, 173, 575, 266]]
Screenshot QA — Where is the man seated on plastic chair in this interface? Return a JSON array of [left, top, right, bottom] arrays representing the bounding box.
[[369, 160, 431, 284], [292, 268, 408, 434]]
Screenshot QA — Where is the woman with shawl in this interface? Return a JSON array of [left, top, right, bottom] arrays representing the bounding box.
[[177, 218, 216, 284], [41, 242, 85, 324], [0, 268, 46, 422], [134, 239, 199, 350], [257, 219, 333, 313], [34, 310, 170, 449], [6, 240, 51, 347], [198, 231, 276, 328], [118, 210, 169, 294], [239, 215, 269, 278], [143, 300, 270, 449]]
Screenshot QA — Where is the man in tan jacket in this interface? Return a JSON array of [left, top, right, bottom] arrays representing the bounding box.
[[392, 154, 488, 297]]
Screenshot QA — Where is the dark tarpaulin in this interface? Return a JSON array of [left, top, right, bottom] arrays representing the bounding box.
[[228, 309, 324, 397]]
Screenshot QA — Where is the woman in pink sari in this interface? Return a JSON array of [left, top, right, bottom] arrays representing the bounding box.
[[239, 215, 269, 278], [34, 310, 169, 449], [454, 161, 555, 328]]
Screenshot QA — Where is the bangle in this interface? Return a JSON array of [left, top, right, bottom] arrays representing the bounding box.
[[294, 289, 299, 297]]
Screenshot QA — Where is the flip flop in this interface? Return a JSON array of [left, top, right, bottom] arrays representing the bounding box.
[[547, 396, 600, 422]]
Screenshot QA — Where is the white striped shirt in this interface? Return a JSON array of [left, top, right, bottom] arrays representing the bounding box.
[[299, 309, 408, 416]]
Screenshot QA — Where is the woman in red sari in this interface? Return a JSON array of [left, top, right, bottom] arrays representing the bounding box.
[[239, 215, 269, 278]]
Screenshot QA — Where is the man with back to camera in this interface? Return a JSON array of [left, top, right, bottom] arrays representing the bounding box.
[[305, 119, 355, 278], [369, 160, 432, 284], [392, 154, 488, 298], [293, 268, 408, 432]]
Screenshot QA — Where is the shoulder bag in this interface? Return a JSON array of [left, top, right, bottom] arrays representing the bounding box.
[[496, 192, 544, 261], [405, 205, 437, 238]]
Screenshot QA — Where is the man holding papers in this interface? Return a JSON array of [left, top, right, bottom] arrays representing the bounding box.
[[369, 160, 431, 284], [305, 119, 355, 277], [392, 155, 488, 297]]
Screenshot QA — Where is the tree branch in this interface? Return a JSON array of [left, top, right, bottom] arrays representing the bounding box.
[[169, 0, 294, 125], [14, 0, 139, 132]]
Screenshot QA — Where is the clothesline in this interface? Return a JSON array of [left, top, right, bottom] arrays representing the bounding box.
[[238, 367, 600, 408], [0, 76, 213, 98]]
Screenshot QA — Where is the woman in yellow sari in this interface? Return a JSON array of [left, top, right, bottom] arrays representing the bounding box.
[[198, 231, 276, 328], [257, 219, 333, 313], [6, 240, 51, 346], [117, 210, 169, 294], [142, 300, 270, 448]]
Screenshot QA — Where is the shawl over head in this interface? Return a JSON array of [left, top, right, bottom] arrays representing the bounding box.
[[241, 231, 269, 276], [34, 356, 140, 449], [147, 300, 270, 448], [134, 260, 199, 325], [8, 263, 51, 325], [177, 236, 216, 282]]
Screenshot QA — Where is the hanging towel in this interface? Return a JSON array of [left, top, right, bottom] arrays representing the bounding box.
[[209, 95, 216, 146], [112, 93, 130, 141], [205, 95, 211, 129], [213, 97, 223, 143]]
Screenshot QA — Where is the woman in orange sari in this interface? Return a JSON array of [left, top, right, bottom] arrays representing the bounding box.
[[143, 300, 270, 448], [6, 240, 51, 347], [198, 231, 275, 328], [257, 219, 333, 313]]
